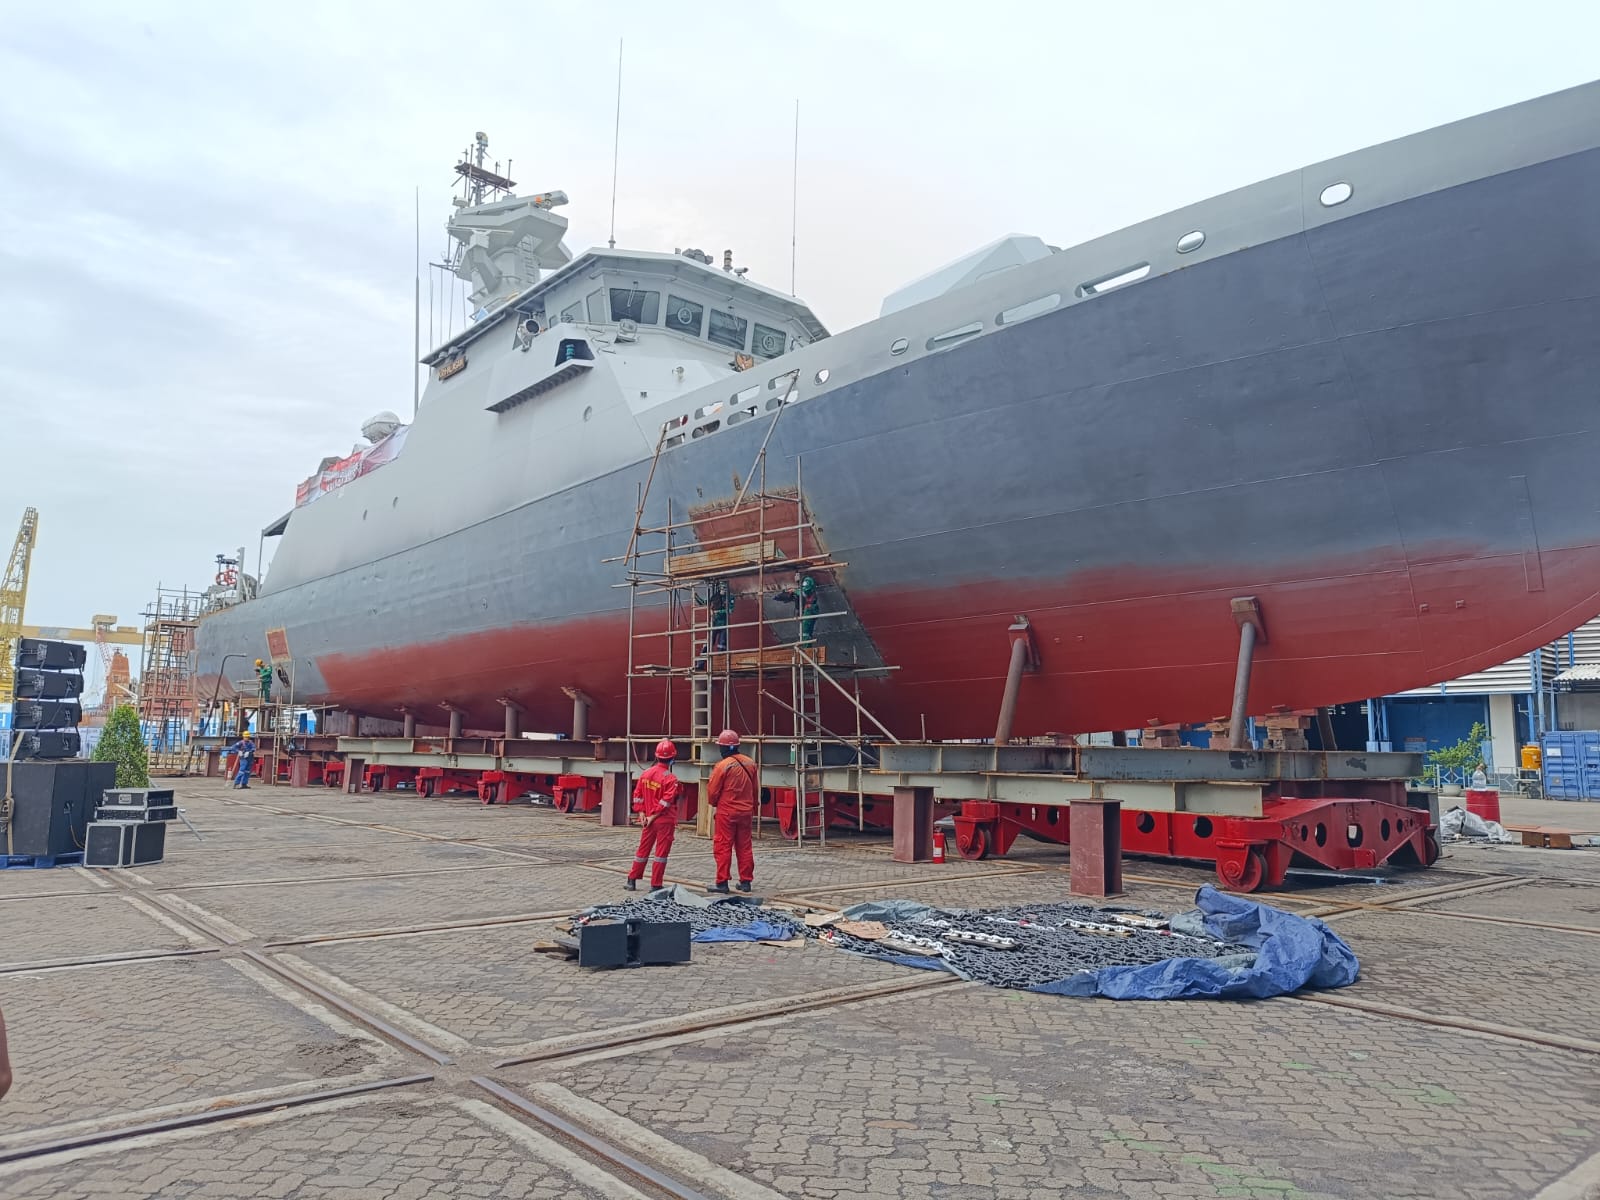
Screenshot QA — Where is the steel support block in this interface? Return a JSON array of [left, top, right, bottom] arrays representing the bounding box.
[[892, 785, 934, 863], [445, 707, 463, 740], [401, 711, 416, 739], [599, 770, 631, 826], [1068, 797, 1123, 897]]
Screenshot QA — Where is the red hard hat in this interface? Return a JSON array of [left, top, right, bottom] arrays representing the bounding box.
[[716, 729, 741, 747], [654, 739, 677, 760]]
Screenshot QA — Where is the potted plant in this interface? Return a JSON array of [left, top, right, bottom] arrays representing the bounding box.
[[1427, 721, 1488, 796]]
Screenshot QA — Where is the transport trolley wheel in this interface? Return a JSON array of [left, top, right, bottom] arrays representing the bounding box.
[[955, 824, 990, 861], [1422, 832, 1441, 866], [1215, 847, 1266, 893], [418, 777, 436, 799], [554, 789, 575, 814]]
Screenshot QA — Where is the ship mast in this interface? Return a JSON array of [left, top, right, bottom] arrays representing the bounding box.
[[442, 132, 574, 318]]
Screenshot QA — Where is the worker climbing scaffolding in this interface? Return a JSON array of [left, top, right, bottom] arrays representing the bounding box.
[[255, 658, 272, 704]]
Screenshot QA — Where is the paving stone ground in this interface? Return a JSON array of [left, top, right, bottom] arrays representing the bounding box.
[[0, 892, 201, 968], [1325, 902, 1600, 1037], [519, 988, 1600, 1200], [1417, 876, 1600, 930], [1, 1094, 631, 1200], [290, 922, 913, 1052], [1, 774, 1597, 1199], [0, 956, 399, 1151]]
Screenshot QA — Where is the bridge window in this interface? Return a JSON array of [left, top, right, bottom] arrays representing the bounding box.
[[752, 322, 787, 360], [666, 295, 704, 337], [585, 289, 606, 322], [610, 288, 660, 324], [559, 300, 584, 324], [707, 308, 749, 351]]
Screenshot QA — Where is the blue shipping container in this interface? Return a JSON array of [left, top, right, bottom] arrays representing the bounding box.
[[1541, 731, 1600, 800]]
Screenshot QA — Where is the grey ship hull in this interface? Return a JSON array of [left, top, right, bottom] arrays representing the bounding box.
[[196, 83, 1600, 740]]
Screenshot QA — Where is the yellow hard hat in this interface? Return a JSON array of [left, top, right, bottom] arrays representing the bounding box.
[[255, 659, 264, 667]]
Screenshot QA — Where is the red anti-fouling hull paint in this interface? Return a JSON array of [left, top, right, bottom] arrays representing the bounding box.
[[297, 541, 1600, 738]]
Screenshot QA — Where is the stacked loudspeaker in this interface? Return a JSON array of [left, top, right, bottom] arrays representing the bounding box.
[[84, 787, 176, 869], [10, 637, 86, 759], [5, 638, 113, 860]]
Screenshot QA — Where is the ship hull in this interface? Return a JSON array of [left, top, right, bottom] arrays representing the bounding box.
[[198, 136, 1600, 739]]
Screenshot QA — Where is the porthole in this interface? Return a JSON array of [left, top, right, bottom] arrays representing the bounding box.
[[889, 337, 910, 356], [1319, 181, 1353, 207], [814, 368, 830, 385], [1176, 230, 1205, 253], [582, 405, 593, 422]]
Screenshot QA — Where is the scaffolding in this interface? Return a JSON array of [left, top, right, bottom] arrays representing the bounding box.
[[138, 585, 201, 771], [612, 436, 895, 845]]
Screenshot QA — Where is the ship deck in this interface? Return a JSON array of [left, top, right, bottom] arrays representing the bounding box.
[[5, 777, 1600, 1199]]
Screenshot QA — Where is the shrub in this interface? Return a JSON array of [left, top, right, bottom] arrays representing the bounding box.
[[1427, 721, 1488, 782], [92, 704, 150, 788]]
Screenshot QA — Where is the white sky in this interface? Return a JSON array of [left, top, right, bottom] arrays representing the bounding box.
[[2, 0, 1596, 637]]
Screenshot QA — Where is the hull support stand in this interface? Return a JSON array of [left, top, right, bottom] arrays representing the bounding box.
[[1228, 597, 1267, 750], [993, 616, 1040, 747], [563, 687, 593, 743], [500, 697, 524, 742]]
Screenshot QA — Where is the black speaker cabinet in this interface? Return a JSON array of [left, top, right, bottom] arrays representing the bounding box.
[[84, 821, 166, 868], [9, 730, 81, 760], [15, 638, 88, 670], [11, 699, 83, 729], [634, 920, 691, 965], [13, 668, 83, 699], [577, 921, 629, 968], [3, 761, 116, 856], [575, 919, 692, 969]]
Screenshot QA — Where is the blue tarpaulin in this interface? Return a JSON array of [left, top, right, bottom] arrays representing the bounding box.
[[1036, 885, 1359, 1000], [692, 920, 797, 943]]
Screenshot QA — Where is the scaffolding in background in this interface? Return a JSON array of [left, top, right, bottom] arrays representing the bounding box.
[[138, 585, 201, 770], [612, 442, 895, 845]]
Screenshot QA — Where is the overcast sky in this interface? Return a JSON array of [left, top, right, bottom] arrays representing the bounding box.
[[2, 0, 1596, 656]]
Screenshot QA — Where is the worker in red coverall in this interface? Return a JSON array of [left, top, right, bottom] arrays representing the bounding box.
[[625, 740, 682, 892], [706, 729, 758, 893]]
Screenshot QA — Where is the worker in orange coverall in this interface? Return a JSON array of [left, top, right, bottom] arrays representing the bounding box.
[[625, 740, 682, 892], [705, 728, 758, 893]]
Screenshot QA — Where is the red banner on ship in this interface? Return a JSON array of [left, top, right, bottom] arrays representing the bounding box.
[[293, 425, 411, 508]]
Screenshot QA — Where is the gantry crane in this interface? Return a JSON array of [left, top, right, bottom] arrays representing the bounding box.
[[0, 508, 40, 706], [19, 616, 143, 714]]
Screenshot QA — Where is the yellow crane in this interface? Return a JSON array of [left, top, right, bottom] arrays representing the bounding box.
[[20, 617, 143, 646], [0, 508, 40, 706]]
